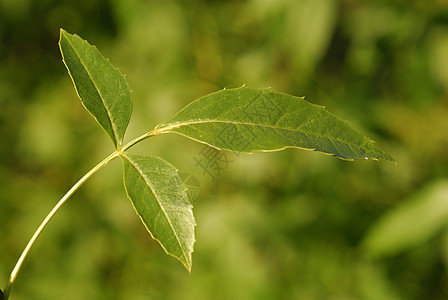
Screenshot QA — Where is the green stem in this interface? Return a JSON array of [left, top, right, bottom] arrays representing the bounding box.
[[2, 128, 162, 299], [121, 129, 159, 151], [3, 151, 120, 299]]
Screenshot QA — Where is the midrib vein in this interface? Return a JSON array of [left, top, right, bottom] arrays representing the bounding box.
[[66, 37, 119, 145], [123, 154, 188, 261]]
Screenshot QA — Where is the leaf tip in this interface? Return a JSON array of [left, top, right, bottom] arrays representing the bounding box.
[[183, 255, 193, 273], [59, 28, 71, 40], [59, 28, 66, 44]]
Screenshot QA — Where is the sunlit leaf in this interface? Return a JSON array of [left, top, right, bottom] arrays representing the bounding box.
[[59, 29, 132, 149], [155, 87, 393, 161], [121, 152, 195, 270], [362, 180, 448, 258]]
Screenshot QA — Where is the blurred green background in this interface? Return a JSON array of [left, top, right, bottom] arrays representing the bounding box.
[[1, 0, 448, 299]]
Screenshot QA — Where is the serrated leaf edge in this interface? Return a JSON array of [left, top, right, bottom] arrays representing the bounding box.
[[154, 119, 393, 162], [153, 87, 394, 161], [59, 29, 128, 148], [120, 152, 195, 271]]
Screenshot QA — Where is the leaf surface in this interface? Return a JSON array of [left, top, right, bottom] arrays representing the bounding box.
[[121, 152, 195, 270], [155, 87, 393, 161], [59, 29, 132, 149]]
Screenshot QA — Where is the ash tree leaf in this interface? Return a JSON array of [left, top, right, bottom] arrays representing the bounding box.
[[121, 152, 196, 271], [155, 87, 393, 161], [59, 29, 132, 149]]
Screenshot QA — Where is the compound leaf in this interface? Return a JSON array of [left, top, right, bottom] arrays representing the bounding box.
[[121, 152, 195, 271], [155, 87, 393, 161], [59, 29, 132, 149]]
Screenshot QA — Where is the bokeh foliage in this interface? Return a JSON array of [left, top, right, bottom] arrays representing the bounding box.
[[0, 0, 447, 299]]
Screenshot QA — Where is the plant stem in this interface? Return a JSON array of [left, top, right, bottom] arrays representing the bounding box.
[[2, 128, 162, 299], [121, 129, 159, 151], [3, 151, 120, 300]]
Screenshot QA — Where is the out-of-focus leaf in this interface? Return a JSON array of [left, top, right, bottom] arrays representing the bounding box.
[[59, 29, 132, 149], [121, 152, 195, 271], [155, 87, 393, 161], [362, 180, 448, 258]]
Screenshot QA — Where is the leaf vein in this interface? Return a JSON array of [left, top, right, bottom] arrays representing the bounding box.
[[122, 154, 188, 263], [64, 36, 120, 145], [160, 119, 366, 152]]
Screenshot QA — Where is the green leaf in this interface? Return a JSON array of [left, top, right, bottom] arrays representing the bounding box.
[[59, 29, 132, 149], [121, 152, 196, 271], [362, 180, 448, 258], [155, 87, 393, 161]]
